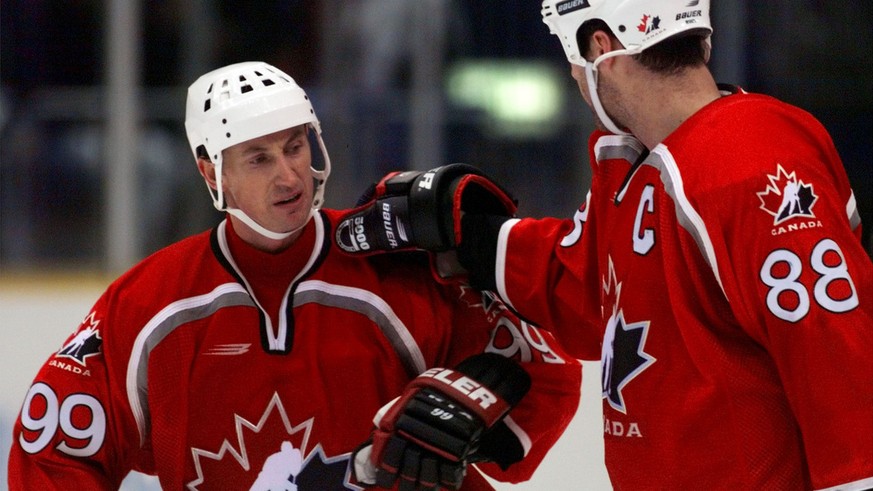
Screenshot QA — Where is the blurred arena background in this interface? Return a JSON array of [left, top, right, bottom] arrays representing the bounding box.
[[1, 1, 870, 489]]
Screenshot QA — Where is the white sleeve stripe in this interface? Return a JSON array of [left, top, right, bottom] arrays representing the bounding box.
[[496, 218, 522, 311], [815, 476, 873, 491], [501, 414, 532, 457]]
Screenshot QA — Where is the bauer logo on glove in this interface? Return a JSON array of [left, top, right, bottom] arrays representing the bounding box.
[[335, 164, 517, 255]]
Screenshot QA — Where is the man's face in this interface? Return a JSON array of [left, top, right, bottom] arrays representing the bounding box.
[[220, 125, 314, 239]]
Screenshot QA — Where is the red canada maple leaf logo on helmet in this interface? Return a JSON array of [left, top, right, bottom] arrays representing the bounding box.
[[637, 14, 662, 34]]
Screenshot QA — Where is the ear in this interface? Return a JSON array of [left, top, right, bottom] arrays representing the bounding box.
[[196, 157, 218, 190], [588, 30, 616, 62]]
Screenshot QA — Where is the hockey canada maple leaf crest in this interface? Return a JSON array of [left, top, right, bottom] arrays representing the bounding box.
[[600, 257, 656, 414], [756, 164, 818, 225], [637, 14, 661, 34], [188, 393, 360, 490], [458, 284, 506, 322], [56, 311, 102, 366]]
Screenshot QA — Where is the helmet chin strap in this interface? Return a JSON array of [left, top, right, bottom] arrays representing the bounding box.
[[225, 206, 312, 241], [584, 51, 630, 136]]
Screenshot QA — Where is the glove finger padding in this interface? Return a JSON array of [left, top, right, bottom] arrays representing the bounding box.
[[354, 435, 464, 491], [336, 164, 517, 255], [363, 353, 531, 490]]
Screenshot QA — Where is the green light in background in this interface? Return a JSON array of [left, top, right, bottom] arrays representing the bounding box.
[[446, 59, 565, 139]]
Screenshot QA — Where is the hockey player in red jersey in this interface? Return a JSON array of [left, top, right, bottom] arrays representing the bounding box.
[[8, 62, 582, 490], [339, 1, 873, 489]]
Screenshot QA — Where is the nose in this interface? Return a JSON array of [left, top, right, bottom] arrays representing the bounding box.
[[273, 154, 302, 187]]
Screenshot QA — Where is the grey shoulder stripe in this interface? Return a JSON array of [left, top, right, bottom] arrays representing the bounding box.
[[293, 280, 426, 378], [648, 146, 727, 297], [127, 283, 254, 444], [594, 134, 646, 165]]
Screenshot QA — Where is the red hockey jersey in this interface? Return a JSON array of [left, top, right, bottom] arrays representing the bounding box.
[[494, 90, 873, 489], [9, 209, 581, 490]]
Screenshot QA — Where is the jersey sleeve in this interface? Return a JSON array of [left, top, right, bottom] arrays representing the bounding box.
[[8, 291, 146, 489], [439, 283, 583, 485], [700, 124, 873, 488], [497, 214, 601, 360], [494, 130, 618, 361]]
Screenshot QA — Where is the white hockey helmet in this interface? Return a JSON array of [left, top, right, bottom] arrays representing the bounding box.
[[541, 0, 712, 66], [541, 0, 711, 135], [185, 61, 331, 240]]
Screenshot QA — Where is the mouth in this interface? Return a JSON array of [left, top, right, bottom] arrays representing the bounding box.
[[275, 192, 302, 207]]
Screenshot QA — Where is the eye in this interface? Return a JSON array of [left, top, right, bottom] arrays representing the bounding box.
[[248, 154, 270, 166], [286, 139, 306, 155]]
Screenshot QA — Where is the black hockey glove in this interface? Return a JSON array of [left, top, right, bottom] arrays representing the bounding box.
[[352, 353, 531, 491], [335, 164, 517, 255], [456, 214, 511, 292]]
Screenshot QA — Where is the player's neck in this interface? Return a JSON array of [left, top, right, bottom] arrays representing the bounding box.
[[627, 66, 720, 149], [226, 217, 316, 326]]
